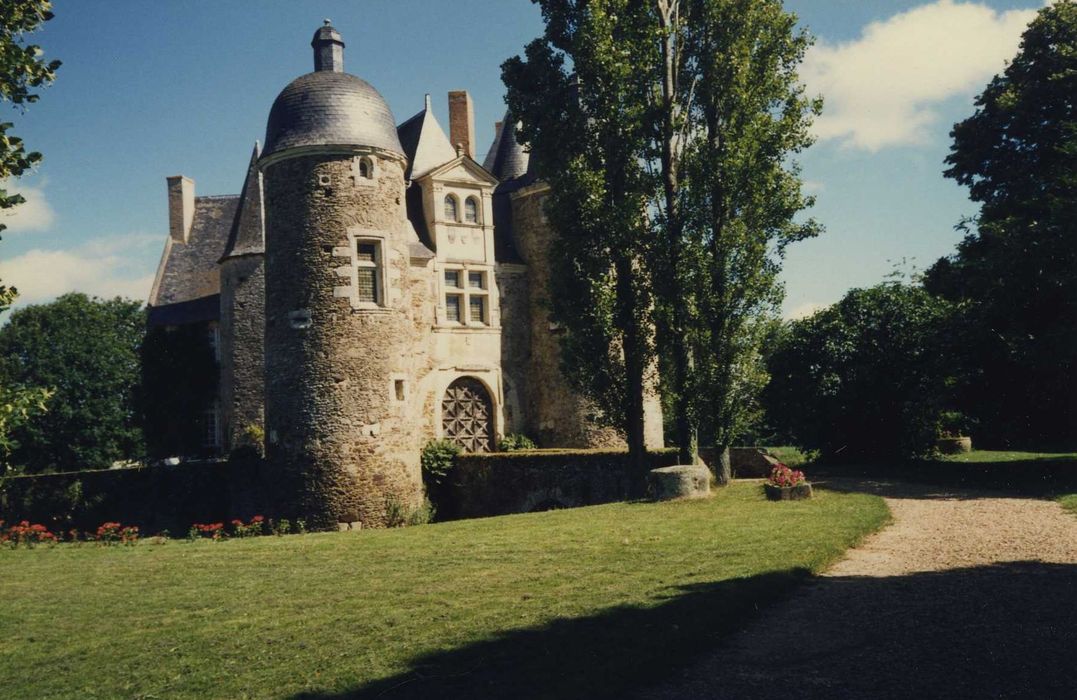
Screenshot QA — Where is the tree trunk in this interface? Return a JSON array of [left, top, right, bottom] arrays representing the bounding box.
[[658, 0, 697, 466], [616, 256, 649, 495], [713, 444, 731, 485]]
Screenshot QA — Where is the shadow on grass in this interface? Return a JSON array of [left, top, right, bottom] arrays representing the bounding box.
[[295, 561, 1077, 700], [292, 569, 812, 700]]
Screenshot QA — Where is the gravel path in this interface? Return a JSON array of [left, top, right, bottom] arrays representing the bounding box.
[[635, 479, 1077, 699]]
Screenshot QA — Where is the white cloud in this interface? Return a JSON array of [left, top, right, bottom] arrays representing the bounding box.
[[0, 233, 157, 308], [0, 181, 55, 233], [786, 301, 827, 320], [803, 1, 1038, 151]]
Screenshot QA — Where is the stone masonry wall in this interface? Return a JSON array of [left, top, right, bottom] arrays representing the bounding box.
[[495, 266, 530, 435], [510, 186, 627, 449], [262, 152, 429, 529], [219, 254, 265, 453]]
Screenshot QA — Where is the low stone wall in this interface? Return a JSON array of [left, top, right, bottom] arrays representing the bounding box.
[[0, 458, 267, 534], [443, 449, 679, 520]]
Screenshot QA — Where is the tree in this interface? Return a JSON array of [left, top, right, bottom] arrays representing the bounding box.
[[674, 0, 820, 477], [924, 1, 1076, 447], [0, 1, 59, 473], [765, 284, 957, 460], [503, 1, 659, 483], [0, 294, 145, 472]]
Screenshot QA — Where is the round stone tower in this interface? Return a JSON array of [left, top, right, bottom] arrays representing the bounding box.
[[260, 22, 427, 529]]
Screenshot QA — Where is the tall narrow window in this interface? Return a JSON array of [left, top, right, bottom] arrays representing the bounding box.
[[203, 402, 221, 450], [446, 294, 462, 323], [356, 240, 381, 304], [464, 197, 479, 224], [469, 295, 486, 324], [444, 195, 459, 222], [358, 157, 373, 179]]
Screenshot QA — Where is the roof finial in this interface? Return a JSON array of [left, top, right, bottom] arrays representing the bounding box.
[[324, 18, 332, 27], [424, 94, 432, 111], [312, 21, 345, 73]]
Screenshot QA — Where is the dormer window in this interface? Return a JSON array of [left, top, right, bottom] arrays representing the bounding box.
[[444, 195, 459, 222], [464, 196, 479, 224]]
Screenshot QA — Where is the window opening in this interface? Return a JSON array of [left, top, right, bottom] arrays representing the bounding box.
[[444, 195, 459, 222], [355, 240, 381, 304], [465, 197, 479, 224]]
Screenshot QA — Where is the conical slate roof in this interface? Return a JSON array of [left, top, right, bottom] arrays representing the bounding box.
[[484, 114, 530, 181], [221, 143, 265, 261]]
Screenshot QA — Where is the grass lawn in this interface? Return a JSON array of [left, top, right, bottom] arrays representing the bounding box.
[[941, 449, 1077, 464], [1058, 494, 1077, 516], [0, 482, 888, 700]]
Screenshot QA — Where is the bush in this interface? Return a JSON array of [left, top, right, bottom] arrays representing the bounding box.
[[765, 284, 958, 460], [420, 439, 460, 487], [498, 433, 537, 451]]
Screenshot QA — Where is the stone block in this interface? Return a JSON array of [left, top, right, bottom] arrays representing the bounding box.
[[648, 464, 711, 501]]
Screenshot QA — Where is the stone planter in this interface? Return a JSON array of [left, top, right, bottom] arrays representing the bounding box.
[[935, 436, 972, 454], [648, 464, 711, 501], [764, 482, 813, 501]]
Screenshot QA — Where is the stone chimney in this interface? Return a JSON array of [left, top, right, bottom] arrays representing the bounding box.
[[167, 175, 195, 244], [448, 90, 475, 159], [312, 19, 344, 73]]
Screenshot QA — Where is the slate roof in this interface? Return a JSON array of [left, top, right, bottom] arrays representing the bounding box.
[[221, 143, 265, 260], [485, 115, 531, 181], [397, 96, 458, 180], [148, 195, 238, 310], [147, 294, 220, 326], [263, 71, 404, 159]]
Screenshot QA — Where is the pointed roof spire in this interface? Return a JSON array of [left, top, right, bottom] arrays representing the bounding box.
[[220, 142, 265, 261], [485, 111, 530, 181], [396, 96, 458, 179]]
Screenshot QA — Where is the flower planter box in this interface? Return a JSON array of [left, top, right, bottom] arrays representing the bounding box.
[[764, 483, 813, 501], [935, 436, 972, 454]]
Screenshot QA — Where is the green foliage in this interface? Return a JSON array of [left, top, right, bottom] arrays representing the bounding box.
[[420, 439, 460, 488], [0, 1, 58, 469], [503, 0, 658, 463], [0, 293, 145, 473], [498, 433, 537, 451], [384, 496, 436, 528], [0, 0, 59, 238], [765, 283, 957, 460], [139, 323, 218, 458], [924, 1, 1077, 447]]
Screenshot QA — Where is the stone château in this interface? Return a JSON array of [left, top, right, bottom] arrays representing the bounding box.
[[147, 22, 663, 527]]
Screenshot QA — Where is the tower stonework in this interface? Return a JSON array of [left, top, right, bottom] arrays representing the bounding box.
[[260, 25, 428, 528]]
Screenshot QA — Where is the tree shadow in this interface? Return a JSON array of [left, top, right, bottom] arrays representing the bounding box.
[[813, 457, 1077, 499], [292, 561, 1077, 700], [637, 560, 1077, 699], [292, 569, 812, 700]]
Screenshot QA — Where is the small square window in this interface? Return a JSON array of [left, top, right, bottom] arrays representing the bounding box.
[[469, 296, 486, 324], [444, 270, 461, 288], [446, 294, 462, 323], [394, 379, 406, 402], [468, 272, 485, 289]]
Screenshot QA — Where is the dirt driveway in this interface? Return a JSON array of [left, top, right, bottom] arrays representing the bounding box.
[[635, 479, 1077, 699]]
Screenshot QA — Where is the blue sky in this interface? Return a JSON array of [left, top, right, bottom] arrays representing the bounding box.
[[0, 0, 1047, 318]]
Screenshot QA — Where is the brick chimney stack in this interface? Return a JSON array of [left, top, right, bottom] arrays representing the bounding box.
[[166, 175, 195, 243], [448, 91, 475, 159]]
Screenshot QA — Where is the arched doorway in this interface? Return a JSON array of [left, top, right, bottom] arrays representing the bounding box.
[[442, 377, 493, 452]]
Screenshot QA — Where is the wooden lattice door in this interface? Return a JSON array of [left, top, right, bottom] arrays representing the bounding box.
[[442, 378, 493, 452]]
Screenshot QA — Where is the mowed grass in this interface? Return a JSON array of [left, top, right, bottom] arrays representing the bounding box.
[[941, 449, 1077, 463], [0, 483, 888, 700], [1058, 494, 1077, 516]]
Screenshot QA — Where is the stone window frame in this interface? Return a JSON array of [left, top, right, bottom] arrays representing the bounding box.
[[444, 194, 460, 222], [440, 264, 491, 327], [203, 400, 221, 450], [351, 155, 378, 188], [336, 232, 388, 310], [464, 196, 480, 224]]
